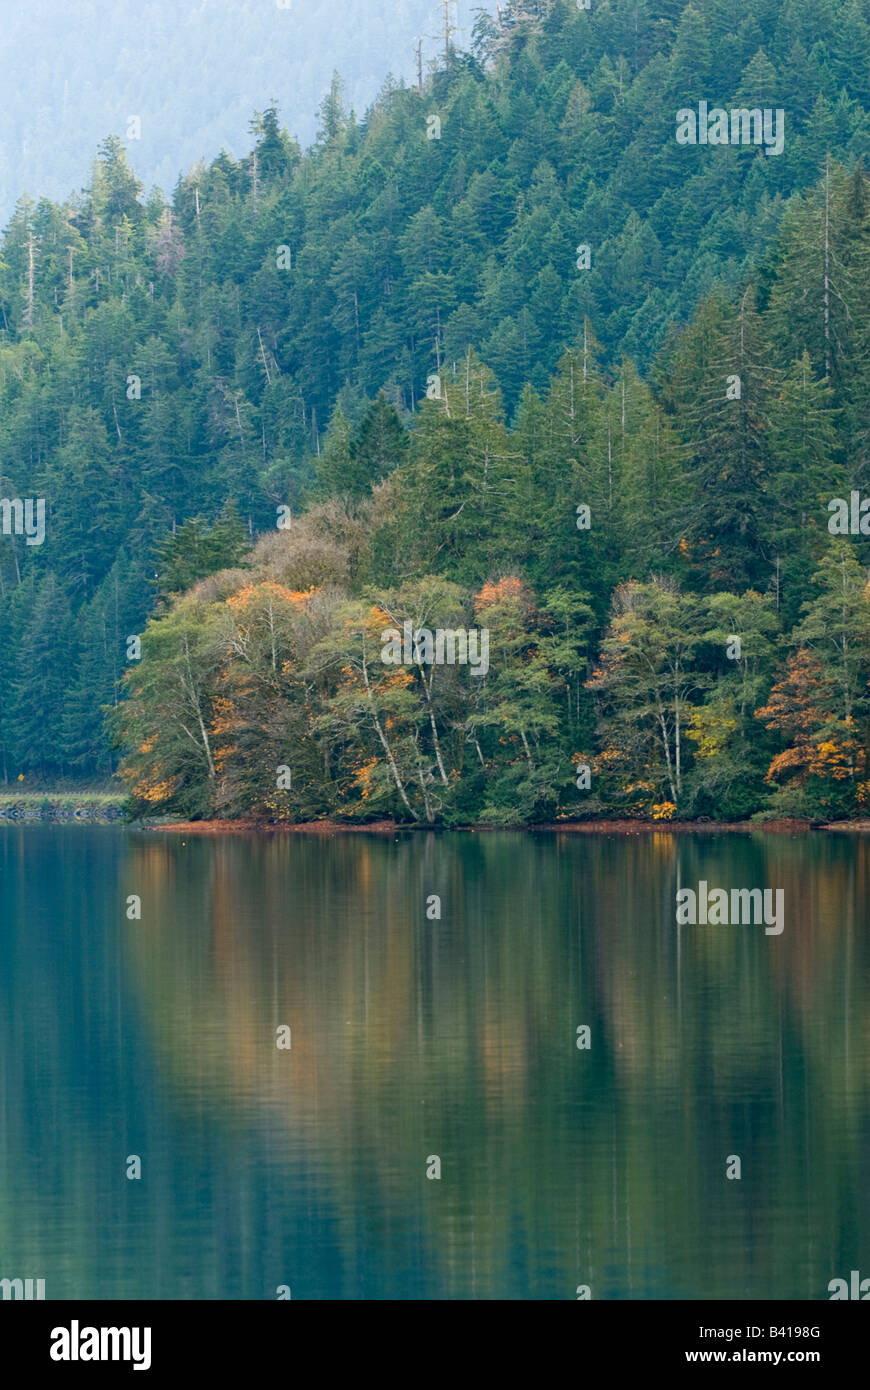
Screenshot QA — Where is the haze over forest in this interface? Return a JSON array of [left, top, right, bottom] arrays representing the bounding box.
[[0, 0, 492, 227]]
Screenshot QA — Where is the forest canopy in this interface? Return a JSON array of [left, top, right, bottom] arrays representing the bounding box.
[[3, 0, 870, 824]]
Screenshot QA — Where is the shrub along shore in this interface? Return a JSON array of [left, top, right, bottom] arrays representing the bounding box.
[[0, 792, 126, 823]]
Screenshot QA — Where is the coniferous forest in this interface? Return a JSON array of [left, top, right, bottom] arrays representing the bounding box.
[[4, 0, 870, 825]]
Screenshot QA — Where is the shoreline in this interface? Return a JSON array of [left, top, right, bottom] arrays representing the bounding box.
[[139, 816, 842, 836]]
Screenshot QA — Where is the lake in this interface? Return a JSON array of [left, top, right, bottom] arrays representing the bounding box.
[[0, 825, 867, 1300]]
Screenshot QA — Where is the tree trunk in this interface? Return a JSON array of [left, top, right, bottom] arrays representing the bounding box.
[[360, 652, 414, 816], [658, 706, 677, 803], [182, 636, 216, 779], [418, 664, 449, 785], [416, 766, 436, 824], [520, 728, 534, 770]]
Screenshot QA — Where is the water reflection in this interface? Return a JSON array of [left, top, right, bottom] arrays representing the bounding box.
[[0, 826, 867, 1299]]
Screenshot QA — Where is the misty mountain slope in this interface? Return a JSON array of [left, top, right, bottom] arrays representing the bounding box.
[[0, 0, 489, 225]]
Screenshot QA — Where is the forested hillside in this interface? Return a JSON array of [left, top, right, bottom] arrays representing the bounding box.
[[4, 0, 870, 824]]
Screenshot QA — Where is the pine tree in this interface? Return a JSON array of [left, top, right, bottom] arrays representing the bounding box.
[[11, 575, 75, 777]]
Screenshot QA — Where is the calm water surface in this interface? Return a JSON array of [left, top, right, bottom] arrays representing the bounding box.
[[0, 826, 867, 1300]]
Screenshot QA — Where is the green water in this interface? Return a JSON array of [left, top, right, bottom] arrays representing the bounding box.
[[0, 825, 867, 1300]]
